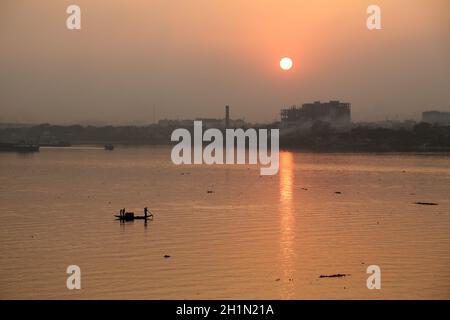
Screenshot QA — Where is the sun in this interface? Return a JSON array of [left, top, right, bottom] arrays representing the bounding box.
[[280, 57, 293, 71]]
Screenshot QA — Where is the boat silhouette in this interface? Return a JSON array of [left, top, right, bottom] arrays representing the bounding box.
[[114, 211, 153, 221]]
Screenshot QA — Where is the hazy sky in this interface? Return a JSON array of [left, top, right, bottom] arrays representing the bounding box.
[[1, 0, 449, 124]]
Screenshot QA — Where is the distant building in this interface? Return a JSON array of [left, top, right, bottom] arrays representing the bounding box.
[[422, 111, 450, 126], [195, 118, 224, 129], [281, 100, 351, 129], [158, 106, 247, 129], [221, 105, 246, 128], [197, 105, 246, 129]]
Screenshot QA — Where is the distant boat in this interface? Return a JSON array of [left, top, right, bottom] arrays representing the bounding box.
[[104, 144, 114, 151], [40, 141, 71, 147], [0, 142, 40, 152], [115, 209, 153, 221], [114, 213, 153, 221]]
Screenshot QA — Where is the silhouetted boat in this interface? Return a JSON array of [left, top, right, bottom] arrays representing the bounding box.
[[104, 144, 114, 150], [115, 215, 152, 221], [40, 141, 71, 147], [0, 142, 40, 152]]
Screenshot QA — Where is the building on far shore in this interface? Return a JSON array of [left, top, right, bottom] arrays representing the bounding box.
[[422, 111, 450, 126], [158, 105, 246, 129], [280, 100, 351, 130]]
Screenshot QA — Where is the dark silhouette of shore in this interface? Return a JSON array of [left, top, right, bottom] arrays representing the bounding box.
[[1, 121, 449, 152], [280, 121, 450, 152]]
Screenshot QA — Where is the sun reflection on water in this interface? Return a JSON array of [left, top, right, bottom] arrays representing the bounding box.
[[278, 151, 296, 298]]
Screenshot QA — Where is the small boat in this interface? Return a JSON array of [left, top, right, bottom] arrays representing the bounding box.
[[104, 144, 114, 151], [0, 142, 40, 153], [40, 141, 71, 147], [115, 215, 153, 221], [114, 211, 153, 221]]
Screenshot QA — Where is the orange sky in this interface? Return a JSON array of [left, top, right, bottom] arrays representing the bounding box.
[[1, 0, 449, 124]]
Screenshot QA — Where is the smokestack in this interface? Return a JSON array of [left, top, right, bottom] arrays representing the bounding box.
[[225, 105, 230, 128]]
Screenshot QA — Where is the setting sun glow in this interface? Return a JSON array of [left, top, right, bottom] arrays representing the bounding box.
[[280, 57, 293, 71]]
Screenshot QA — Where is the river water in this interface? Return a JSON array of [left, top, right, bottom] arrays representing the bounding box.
[[1, 146, 449, 299]]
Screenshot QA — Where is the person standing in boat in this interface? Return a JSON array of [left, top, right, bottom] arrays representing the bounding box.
[[144, 207, 148, 219]]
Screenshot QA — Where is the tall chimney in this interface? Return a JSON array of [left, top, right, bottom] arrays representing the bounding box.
[[225, 105, 230, 128]]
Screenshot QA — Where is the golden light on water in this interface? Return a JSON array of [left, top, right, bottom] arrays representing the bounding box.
[[280, 152, 294, 202], [279, 151, 296, 298]]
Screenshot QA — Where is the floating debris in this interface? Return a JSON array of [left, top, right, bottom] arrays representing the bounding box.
[[319, 274, 349, 278], [335, 191, 342, 194], [164, 255, 171, 258], [275, 278, 280, 282], [415, 202, 438, 206], [207, 190, 215, 194]]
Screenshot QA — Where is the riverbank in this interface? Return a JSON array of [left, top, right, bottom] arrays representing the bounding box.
[[1, 122, 449, 153]]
